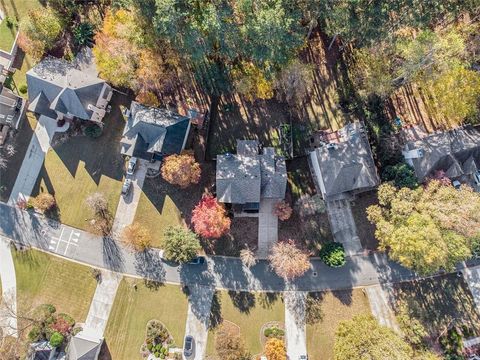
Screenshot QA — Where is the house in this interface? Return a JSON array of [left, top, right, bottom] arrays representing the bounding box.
[[402, 126, 480, 183], [309, 121, 379, 201], [216, 140, 287, 213], [120, 101, 191, 162], [26, 57, 113, 123], [66, 331, 103, 360], [0, 80, 26, 144]]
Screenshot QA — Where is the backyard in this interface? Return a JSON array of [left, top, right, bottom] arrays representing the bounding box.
[[31, 94, 128, 230], [206, 290, 285, 358], [102, 278, 188, 360], [306, 289, 371, 360]]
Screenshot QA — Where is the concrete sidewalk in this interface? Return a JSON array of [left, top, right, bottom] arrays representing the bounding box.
[[256, 199, 278, 259], [8, 116, 66, 205], [0, 236, 17, 337], [285, 291, 307, 359], [365, 285, 400, 333]]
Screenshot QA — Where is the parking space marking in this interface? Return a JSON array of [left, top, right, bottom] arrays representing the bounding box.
[[49, 227, 79, 256]]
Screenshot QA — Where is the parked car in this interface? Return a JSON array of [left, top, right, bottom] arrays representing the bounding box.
[[121, 178, 132, 195], [188, 256, 206, 265], [452, 180, 461, 190], [126, 157, 137, 176], [183, 335, 194, 358], [474, 170, 480, 186], [299, 356, 308, 360]]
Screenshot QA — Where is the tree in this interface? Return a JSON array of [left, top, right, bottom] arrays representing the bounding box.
[[163, 226, 201, 263], [240, 247, 257, 268], [274, 60, 313, 105], [232, 62, 274, 101], [31, 193, 56, 213], [121, 222, 152, 251], [381, 162, 418, 189], [85, 192, 109, 218], [264, 338, 286, 360], [191, 195, 231, 239], [274, 200, 293, 221], [73, 22, 95, 47], [18, 7, 63, 59], [85, 192, 112, 236], [215, 323, 251, 360], [367, 182, 479, 274], [334, 315, 413, 360], [161, 154, 201, 188], [269, 240, 310, 280]]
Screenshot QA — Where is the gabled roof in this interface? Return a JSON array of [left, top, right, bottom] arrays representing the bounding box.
[[26, 57, 108, 120], [68, 332, 102, 360], [310, 122, 379, 200], [216, 140, 287, 204], [403, 126, 480, 182], [120, 102, 190, 161]]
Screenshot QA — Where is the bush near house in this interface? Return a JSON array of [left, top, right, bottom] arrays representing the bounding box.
[[319, 242, 346, 267]]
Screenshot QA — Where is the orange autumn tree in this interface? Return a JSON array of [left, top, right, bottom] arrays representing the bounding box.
[[191, 195, 231, 238], [264, 338, 286, 360], [161, 154, 201, 188]]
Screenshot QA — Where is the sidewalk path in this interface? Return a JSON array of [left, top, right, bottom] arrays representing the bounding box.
[[284, 291, 307, 359], [183, 285, 214, 360], [0, 236, 17, 337], [257, 199, 278, 259], [8, 116, 67, 205], [111, 159, 148, 235], [463, 266, 480, 313], [326, 199, 363, 256], [365, 285, 400, 333]]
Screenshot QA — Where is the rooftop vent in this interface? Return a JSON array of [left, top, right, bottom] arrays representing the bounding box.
[[225, 152, 233, 159], [326, 143, 338, 151]]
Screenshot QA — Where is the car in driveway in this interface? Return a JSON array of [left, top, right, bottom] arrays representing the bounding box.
[[188, 256, 206, 265], [183, 335, 194, 358], [126, 157, 137, 176], [121, 178, 132, 195]]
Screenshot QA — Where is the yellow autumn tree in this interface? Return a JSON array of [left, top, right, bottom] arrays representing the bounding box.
[[232, 62, 274, 101], [264, 338, 286, 360], [161, 154, 201, 188]]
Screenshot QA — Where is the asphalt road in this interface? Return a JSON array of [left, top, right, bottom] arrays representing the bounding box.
[[0, 201, 462, 292]]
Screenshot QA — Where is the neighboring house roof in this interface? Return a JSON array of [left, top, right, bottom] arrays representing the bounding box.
[[310, 122, 379, 200], [403, 126, 480, 182], [26, 57, 110, 121], [67, 332, 102, 360], [0, 84, 25, 129], [216, 140, 287, 204], [28, 341, 53, 360], [120, 101, 190, 161]]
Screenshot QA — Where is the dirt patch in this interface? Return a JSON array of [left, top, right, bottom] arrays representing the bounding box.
[[351, 191, 379, 250], [204, 217, 258, 256]]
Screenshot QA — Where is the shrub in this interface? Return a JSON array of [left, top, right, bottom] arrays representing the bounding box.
[[161, 154, 201, 188], [274, 200, 293, 221], [319, 242, 346, 267], [73, 22, 95, 47], [191, 195, 231, 239], [19, 84, 28, 94], [31, 193, 56, 213], [84, 124, 102, 138], [163, 226, 200, 263], [49, 331, 64, 347], [381, 162, 418, 189], [5, 16, 16, 29], [121, 222, 152, 252], [240, 247, 257, 268], [264, 326, 285, 338], [28, 326, 42, 342], [215, 323, 251, 360]]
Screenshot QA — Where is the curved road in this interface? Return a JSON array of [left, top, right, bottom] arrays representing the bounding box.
[[0, 202, 472, 292]]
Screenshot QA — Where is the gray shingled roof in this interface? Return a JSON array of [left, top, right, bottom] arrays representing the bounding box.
[[216, 140, 287, 204], [120, 102, 190, 161], [403, 126, 480, 182], [310, 122, 379, 199], [67, 334, 102, 360], [26, 57, 108, 120], [0, 84, 24, 129]]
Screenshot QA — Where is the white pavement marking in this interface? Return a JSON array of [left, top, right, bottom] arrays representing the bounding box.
[[8, 116, 61, 205], [50, 227, 79, 256], [256, 199, 279, 259], [183, 285, 214, 360], [285, 291, 307, 359], [0, 237, 17, 337], [365, 285, 400, 333], [463, 266, 480, 314], [111, 159, 148, 235], [326, 199, 363, 256]]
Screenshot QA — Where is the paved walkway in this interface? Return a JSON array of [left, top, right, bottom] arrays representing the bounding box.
[[463, 266, 480, 313], [326, 199, 363, 256], [183, 285, 214, 360], [8, 116, 66, 205], [111, 159, 148, 236], [365, 285, 400, 333], [81, 270, 122, 337], [0, 236, 17, 337], [284, 291, 307, 359], [257, 199, 278, 259]]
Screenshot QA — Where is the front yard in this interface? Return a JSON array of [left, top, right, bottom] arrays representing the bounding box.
[[0, 19, 16, 52], [32, 94, 128, 230], [306, 289, 371, 360], [206, 290, 285, 358], [103, 278, 188, 360]]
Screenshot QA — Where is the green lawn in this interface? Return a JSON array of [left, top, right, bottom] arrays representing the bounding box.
[[32, 94, 128, 230], [103, 278, 188, 360], [0, 20, 16, 52], [206, 291, 285, 358], [12, 249, 97, 322], [306, 289, 371, 360], [0, 0, 42, 20]]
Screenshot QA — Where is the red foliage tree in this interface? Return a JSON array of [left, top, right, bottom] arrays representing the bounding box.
[[191, 195, 231, 239], [50, 317, 72, 336], [274, 200, 293, 221]]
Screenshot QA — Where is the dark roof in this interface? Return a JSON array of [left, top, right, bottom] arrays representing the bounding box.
[[403, 126, 480, 182], [120, 102, 190, 161], [0, 84, 25, 129], [26, 57, 109, 120], [310, 122, 379, 200], [29, 341, 53, 360], [216, 140, 287, 204]]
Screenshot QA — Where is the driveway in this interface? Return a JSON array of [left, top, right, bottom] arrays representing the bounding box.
[[0, 236, 17, 337], [463, 265, 480, 313], [257, 199, 278, 259], [285, 291, 307, 359], [365, 285, 400, 332], [111, 159, 148, 235], [183, 285, 214, 360], [8, 116, 67, 205], [326, 199, 363, 256]]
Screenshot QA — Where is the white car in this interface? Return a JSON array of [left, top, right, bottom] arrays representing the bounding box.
[[126, 157, 137, 176], [121, 178, 132, 195]]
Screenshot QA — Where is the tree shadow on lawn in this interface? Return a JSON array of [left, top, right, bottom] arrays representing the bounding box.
[[228, 291, 256, 315], [208, 290, 223, 330]]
